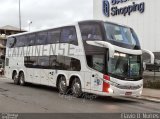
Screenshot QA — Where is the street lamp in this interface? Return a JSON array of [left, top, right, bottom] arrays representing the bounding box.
[[28, 20, 32, 32], [19, 0, 21, 31]]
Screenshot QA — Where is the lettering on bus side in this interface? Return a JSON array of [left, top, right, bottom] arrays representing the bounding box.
[[7, 44, 79, 57]]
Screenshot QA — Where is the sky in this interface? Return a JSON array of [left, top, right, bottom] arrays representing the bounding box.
[[0, 0, 93, 31]]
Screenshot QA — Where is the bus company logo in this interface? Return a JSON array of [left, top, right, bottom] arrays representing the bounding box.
[[103, 0, 110, 17], [102, 0, 145, 17]]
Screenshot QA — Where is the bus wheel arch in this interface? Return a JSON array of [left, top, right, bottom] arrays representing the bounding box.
[[12, 70, 19, 85], [56, 74, 68, 94], [69, 75, 82, 97], [12, 70, 17, 79], [18, 71, 25, 86]]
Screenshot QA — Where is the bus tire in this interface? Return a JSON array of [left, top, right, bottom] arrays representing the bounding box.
[[57, 75, 68, 94], [71, 77, 82, 98], [12, 71, 19, 85], [19, 72, 25, 86]]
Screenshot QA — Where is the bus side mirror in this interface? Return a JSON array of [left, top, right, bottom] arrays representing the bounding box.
[[142, 49, 155, 64]]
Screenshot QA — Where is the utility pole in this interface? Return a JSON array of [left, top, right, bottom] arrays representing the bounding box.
[[19, 0, 21, 31]]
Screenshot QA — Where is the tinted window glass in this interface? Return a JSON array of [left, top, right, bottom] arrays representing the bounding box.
[[68, 57, 81, 71], [24, 56, 37, 67], [27, 34, 36, 46], [7, 37, 16, 48], [86, 55, 105, 73], [36, 32, 47, 45], [24, 55, 81, 71], [15, 35, 26, 47], [50, 55, 57, 69], [47, 29, 60, 44], [56, 56, 65, 70], [79, 24, 103, 41], [60, 27, 78, 45], [37, 56, 49, 68]]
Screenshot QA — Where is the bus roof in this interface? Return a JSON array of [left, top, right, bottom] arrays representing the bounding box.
[[8, 20, 132, 38]]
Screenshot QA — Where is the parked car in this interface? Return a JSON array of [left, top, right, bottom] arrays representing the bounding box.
[[144, 59, 160, 72]]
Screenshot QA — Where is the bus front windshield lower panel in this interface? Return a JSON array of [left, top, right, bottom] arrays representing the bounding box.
[[104, 23, 140, 49], [108, 52, 142, 81]]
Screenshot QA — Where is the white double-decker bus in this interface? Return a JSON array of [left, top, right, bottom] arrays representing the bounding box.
[[5, 20, 154, 97]]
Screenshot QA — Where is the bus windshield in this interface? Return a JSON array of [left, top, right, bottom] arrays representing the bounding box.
[[108, 52, 142, 80], [104, 22, 140, 49]]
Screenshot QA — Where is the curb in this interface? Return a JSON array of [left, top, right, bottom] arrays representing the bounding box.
[[129, 96, 160, 103]]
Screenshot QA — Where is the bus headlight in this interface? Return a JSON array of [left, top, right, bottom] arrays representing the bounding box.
[[139, 90, 142, 95], [108, 88, 114, 93]]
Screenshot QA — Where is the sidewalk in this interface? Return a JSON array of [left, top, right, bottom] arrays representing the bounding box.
[[142, 88, 160, 99], [133, 88, 160, 103]]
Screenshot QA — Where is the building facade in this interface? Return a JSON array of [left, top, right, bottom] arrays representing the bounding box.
[[93, 0, 160, 58]]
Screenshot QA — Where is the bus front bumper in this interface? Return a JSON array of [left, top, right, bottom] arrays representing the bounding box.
[[91, 87, 143, 97]]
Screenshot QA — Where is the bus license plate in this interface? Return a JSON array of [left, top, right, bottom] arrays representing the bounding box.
[[125, 92, 132, 96]]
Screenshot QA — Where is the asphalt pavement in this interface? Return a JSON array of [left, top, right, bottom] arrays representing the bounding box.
[[0, 78, 160, 113]]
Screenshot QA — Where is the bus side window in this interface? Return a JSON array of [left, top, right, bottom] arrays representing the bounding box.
[[35, 32, 48, 45], [15, 35, 27, 47], [64, 57, 81, 71], [56, 56, 65, 70], [37, 56, 49, 68], [47, 29, 61, 44], [7, 37, 16, 48], [27, 34, 36, 46], [69, 58, 81, 71], [86, 55, 105, 73], [49, 55, 57, 69], [24, 56, 37, 68], [60, 26, 78, 45], [79, 24, 103, 41]]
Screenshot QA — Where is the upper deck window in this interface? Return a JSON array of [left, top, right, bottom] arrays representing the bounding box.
[[27, 34, 36, 46], [47, 29, 61, 44], [60, 26, 78, 45], [35, 32, 47, 45], [79, 23, 103, 41], [104, 23, 140, 49]]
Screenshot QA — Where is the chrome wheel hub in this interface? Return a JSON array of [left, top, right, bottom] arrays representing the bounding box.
[[72, 82, 80, 94], [60, 80, 66, 91]]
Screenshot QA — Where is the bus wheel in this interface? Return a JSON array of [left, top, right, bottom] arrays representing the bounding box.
[[58, 76, 67, 94], [19, 72, 25, 86], [12, 72, 19, 85], [71, 78, 82, 98]]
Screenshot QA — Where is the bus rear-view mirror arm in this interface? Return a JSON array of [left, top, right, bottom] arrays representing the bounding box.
[[142, 49, 155, 64], [86, 41, 115, 58]]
